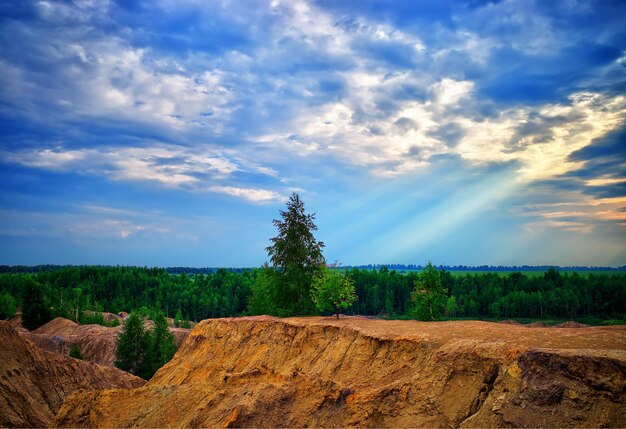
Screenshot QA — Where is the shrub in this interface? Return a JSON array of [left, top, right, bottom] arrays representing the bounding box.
[[69, 344, 83, 360], [0, 291, 16, 320]]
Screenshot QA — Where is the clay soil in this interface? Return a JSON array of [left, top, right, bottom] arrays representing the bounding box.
[[22, 317, 191, 367], [53, 316, 626, 428], [0, 321, 145, 428]]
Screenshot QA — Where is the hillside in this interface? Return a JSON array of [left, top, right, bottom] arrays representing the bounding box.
[[53, 316, 626, 428], [0, 321, 145, 428], [22, 317, 191, 367]]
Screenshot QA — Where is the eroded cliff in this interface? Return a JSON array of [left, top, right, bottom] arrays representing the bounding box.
[[0, 321, 145, 428], [53, 316, 626, 428]]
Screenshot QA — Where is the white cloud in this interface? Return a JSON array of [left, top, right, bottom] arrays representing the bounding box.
[[208, 185, 284, 203], [3, 0, 625, 203], [523, 219, 594, 234], [0, 207, 168, 240], [2, 144, 283, 202], [517, 193, 626, 233]]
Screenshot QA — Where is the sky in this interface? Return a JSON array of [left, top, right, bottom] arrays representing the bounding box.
[[0, 0, 625, 267]]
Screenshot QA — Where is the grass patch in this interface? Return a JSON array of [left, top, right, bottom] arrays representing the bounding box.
[[78, 311, 120, 327]]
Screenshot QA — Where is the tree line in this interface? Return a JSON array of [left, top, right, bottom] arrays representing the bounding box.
[[1, 193, 624, 326], [1, 262, 625, 325]]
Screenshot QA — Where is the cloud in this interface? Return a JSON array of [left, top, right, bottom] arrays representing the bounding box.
[[0, 207, 167, 241], [3, 0, 624, 184], [1, 0, 626, 264], [523, 219, 594, 234], [1, 144, 284, 202], [515, 189, 626, 233], [207, 186, 284, 203], [524, 125, 626, 202]]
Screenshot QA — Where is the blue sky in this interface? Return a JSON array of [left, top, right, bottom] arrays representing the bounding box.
[[1, 0, 625, 267]]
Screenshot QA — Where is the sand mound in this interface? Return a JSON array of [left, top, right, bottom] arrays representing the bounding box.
[[525, 321, 550, 328], [0, 321, 144, 428], [82, 311, 123, 324], [554, 321, 591, 328], [53, 316, 626, 428], [498, 319, 521, 325], [6, 313, 26, 333], [23, 317, 191, 367], [33, 316, 79, 335]]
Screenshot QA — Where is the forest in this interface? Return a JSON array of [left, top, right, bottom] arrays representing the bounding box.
[[1, 264, 624, 325]]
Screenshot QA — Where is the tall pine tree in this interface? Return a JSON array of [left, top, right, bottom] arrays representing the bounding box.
[[265, 193, 326, 316]]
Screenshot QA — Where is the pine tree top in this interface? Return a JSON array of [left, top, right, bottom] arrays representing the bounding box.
[[266, 193, 325, 273]]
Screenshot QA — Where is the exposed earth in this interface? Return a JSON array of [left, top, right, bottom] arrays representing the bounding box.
[[0, 321, 145, 428], [50, 316, 626, 428], [21, 317, 191, 367]]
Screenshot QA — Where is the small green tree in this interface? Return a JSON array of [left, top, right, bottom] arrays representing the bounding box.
[[151, 313, 177, 371], [410, 262, 447, 321], [69, 343, 84, 360], [21, 278, 52, 330], [115, 311, 178, 380], [181, 317, 191, 329], [0, 291, 16, 320], [311, 269, 357, 318], [115, 312, 150, 377], [174, 309, 183, 328]]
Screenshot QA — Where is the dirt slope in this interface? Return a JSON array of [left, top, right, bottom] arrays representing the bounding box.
[[0, 321, 145, 428], [22, 317, 191, 367], [52, 316, 626, 428]]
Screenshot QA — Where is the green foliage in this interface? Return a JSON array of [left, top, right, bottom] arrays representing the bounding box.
[[0, 291, 16, 319], [69, 343, 83, 360], [264, 193, 326, 316], [115, 312, 149, 377], [1, 265, 625, 323], [0, 266, 254, 322], [151, 313, 177, 370], [311, 269, 357, 318], [21, 278, 52, 330], [115, 311, 177, 380], [78, 311, 119, 327], [410, 263, 447, 321], [445, 296, 458, 317], [174, 309, 183, 328], [248, 264, 279, 315]]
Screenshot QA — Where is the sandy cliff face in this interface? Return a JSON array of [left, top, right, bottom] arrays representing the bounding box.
[[53, 316, 626, 428], [21, 317, 190, 367], [0, 321, 145, 428]]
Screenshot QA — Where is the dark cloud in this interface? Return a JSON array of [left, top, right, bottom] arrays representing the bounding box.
[[529, 178, 585, 194], [582, 183, 626, 199], [532, 126, 626, 199], [566, 126, 626, 187], [427, 122, 464, 147], [569, 126, 626, 163]]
